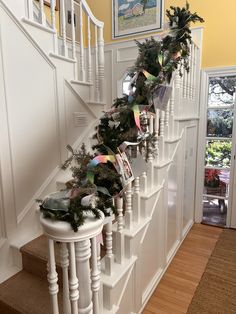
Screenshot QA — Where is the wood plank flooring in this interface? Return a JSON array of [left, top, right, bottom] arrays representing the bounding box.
[[142, 223, 222, 314]]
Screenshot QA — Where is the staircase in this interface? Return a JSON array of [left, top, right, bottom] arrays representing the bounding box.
[[0, 0, 202, 313]]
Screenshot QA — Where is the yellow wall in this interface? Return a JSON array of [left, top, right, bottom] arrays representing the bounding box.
[[86, 0, 236, 69]]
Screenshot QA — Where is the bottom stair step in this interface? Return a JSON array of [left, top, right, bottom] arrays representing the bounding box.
[[0, 270, 62, 314]]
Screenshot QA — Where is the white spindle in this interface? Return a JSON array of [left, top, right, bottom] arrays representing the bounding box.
[[169, 83, 175, 139], [47, 239, 59, 314], [105, 221, 113, 275], [60, 243, 71, 314], [75, 240, 93, 314], [50, 0, 58, 54], [39, 0, 46, 25], [115, 196, 124, 264], [192, 45, 196, 100], [70, 0, 78, 79], [182, 69, 187, 98], [98, 26, 105, 102], [140, 171, 147, 194], [91, 237, 101, 314], [159, 110, 165, 162], [125, 182, 132, 230], [68, 242, 79, 314], [94, 25, 99, 101], [87, 16, 92, 83], [133, 177, 141, 223], [60, 0, 68, 57], [79, 1, 85, 81], [164, 101, 170, 138], [27, 0, 34, 20]]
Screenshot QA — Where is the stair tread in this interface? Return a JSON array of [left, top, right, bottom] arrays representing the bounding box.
[[20, 235, 60, 262], [0, 270, 62, 314]]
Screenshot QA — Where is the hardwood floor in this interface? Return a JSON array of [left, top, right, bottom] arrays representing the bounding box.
[[142, 223, 222, 314]]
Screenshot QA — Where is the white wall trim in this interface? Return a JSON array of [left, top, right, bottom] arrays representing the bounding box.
[[195, 66, 236, 224]]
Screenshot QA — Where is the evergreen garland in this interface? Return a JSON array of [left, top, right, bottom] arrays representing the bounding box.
[[40, 2, 204, 231]]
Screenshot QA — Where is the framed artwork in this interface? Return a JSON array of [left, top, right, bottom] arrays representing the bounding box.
[[115, 152, 134, 187], [112, 0, 164, 39]]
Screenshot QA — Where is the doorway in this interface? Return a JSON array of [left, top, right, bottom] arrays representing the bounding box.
[[196, 68, 236, 228]]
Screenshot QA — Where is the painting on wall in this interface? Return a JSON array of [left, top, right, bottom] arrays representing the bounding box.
[[112, 0, 163, 39]]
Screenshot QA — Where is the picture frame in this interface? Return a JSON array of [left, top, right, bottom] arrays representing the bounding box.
[[112, 0, 164, 39], [115, 152, 134, 187]]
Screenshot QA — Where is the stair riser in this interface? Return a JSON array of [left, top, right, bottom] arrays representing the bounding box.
[[22, 252, 63, 284]]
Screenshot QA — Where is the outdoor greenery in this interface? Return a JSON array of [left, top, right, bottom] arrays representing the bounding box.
[[205, 140, 232, 168]]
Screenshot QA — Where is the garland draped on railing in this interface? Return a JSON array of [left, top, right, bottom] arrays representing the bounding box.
[[40, 2, 204, 231]]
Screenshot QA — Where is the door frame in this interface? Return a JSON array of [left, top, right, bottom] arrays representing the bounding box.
[[195, 66, 236, 227]]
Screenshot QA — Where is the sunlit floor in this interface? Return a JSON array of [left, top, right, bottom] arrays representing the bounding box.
[[202, 199, 227, 227]]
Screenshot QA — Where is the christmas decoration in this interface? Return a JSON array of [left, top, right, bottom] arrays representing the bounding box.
[[40, 2, 204, 231]]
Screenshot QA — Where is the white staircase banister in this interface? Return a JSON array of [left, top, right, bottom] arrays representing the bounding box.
[[80, 0, 104, 28]]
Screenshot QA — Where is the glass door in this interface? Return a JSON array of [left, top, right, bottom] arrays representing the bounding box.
[[202, 75, 236, 227]]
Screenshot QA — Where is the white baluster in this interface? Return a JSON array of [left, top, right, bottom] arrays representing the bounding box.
[[159, 110, 165, 162], [50, 0, 58, 54], [68, 242, 79, 314], [79, 0, 85, 81], [192, 45, 196, 100], [87, 16, 92, 83], [39, 0, 46, 25], [60, 243, 71, 314], [169, 82, 175, 139], [60, 0, 68, 57], [133, 176, 141, 223], [154, 109, 160, 163], [47, 239, 59, 314], [27, 0, 34, 20], [75, 240, 93, 314], [164, 101, 170, 138], [91, 237, 101, 314], [70, 0, 78, 79], [98, 26, 105, 102], [115, 196, 124, 264], [104, 221, 113, 275], [182, 69, 187, 98], [125, 182, 132, 230], [189, 44, 194, 99], [94, 25, 99, 101]]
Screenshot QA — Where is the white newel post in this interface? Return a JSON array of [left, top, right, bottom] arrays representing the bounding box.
[[40, 212, 104, 314], [116, 196, 124, 264], [60, 0, 68, 57], [98, 26, 105, 103], [79, 0, 85, 81], [39, 0, 46, 25], [47, 239, 59, 314], [60, 243, 71, 314], [50, 0, 58, 54], [75, 240, 92, 314]]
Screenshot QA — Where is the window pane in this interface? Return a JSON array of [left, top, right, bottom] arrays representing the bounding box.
[[202, 197, 227, 226], [207, 109, 233, 138], [204, 169, 230, 198], [208, 76, 236, 107], [205, 140, 232, 168]]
